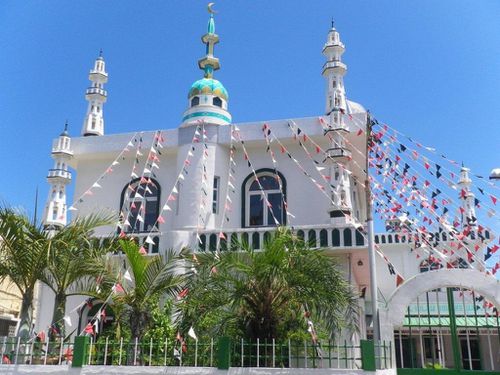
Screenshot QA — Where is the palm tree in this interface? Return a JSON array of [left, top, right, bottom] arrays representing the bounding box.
[[108, 240, 189, 344], [42, 214, 117, 337], [0, 207, 48, 338], [180, 228, 358, 341]]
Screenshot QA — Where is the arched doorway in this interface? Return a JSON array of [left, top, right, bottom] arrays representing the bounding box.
[[380, 269, 500, 372]]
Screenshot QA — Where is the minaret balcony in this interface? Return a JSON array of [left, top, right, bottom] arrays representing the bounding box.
[[89, 69, 108, 77], [324, 147, 352, 161], [47, 169, 72, 180], [322, 61, 347, 75], [86, 87, 107, 97], [322, 43, 345, 55], [51, 146, 73, 156], [324, 126, 350, 136]]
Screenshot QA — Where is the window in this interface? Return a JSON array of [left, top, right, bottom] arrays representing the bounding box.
[[191, 96, 200, 107], [120, 178, 161, 233], [213, 97, 222, 107], [52, 207, 58, 220], [242, 169, 286, 227], [212, 176, 220, 214]]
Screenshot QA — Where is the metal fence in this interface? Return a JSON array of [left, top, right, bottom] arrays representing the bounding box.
[[88, 337, 217, 367], [0, 336, 74, 365], [231, 338, 363, 369], [0, 336, 391, 369]]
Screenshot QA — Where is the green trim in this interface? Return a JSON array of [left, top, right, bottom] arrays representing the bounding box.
[[361, 340, 376, 371], [72, 336, 90, 367], [217, 336, 231, 369], [182, 111, 231, 123], [398, 370, 499, 375], [447, 288, 462, 371], [404, 316, 499, 327]]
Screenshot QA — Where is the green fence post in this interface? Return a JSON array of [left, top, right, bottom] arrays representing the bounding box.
[[446, 288, 462, 371], [217, 336, 231, 370], [72, 336, 90, 368], [360, 340, 376, 371]]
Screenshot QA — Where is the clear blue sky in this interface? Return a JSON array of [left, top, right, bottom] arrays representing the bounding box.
[[0, 0, 499, 217]]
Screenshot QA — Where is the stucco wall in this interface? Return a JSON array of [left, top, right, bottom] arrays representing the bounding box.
[[0, 366, 396, 375]]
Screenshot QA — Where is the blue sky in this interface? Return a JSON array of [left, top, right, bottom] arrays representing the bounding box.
[[0, 0, 499, 217]]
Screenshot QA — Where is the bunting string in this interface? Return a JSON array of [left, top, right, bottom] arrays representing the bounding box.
[[324, 115, 497, 274], [69, 132, 139, 211]]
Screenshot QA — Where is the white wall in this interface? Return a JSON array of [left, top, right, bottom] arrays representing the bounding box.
[[0, 366, 397, 375]]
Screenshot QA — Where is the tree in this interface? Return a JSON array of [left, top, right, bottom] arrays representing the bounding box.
[[108, 240, 189, 343], [0, 207, 48, 338], [180, 228, 358, 341], [42, 213, 117, 337]]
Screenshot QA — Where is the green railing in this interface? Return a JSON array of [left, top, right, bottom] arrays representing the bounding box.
[[230, 338, 364, 369], [88, 337, 217, 366], [0, 336, 74, 365], [0, 336, 390, 370]]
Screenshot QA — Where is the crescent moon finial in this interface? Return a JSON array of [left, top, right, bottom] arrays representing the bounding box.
[[208, 2, 217, 14]]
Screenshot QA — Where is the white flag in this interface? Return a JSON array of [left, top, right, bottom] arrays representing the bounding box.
[[63, 316, 72, 327], [188, 326, 198, 341], [145, 236, 155, 245], [92, 182, 102, 188], [123, 270, 132, 282]]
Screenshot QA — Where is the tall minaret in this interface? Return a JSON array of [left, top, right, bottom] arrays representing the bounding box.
[[458, 166, 477, 227], [322, 23, 354, 223], [43, 123, 73, 228], [181, 7, 231, 127], [323, 20, 347, 128], [81, 51, 108, 136]]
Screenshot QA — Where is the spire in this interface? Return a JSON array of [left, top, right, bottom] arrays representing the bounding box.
[[43, 122, 73, 229], [60, 120, 69, 137], [198, 10, 220, 78], [458, 166, 477, 227], [322, 22, 355, 224], [81, 52, 108, 136], [322, 22, 347, 127], [182, 3, 231, 127]]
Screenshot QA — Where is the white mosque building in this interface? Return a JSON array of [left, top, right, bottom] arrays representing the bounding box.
[[38, 9, 500, 372]]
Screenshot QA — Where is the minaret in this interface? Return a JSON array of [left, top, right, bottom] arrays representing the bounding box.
[[458, 165, 477, 227], [322, 22, 354, 223], [81, 51, 108, 136], [323, 20, 347, 127], [182, 8, 231, 127], [43, 123, 73, 228]]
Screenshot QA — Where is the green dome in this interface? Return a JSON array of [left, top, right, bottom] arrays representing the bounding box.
[[189, 78, 228, 101]]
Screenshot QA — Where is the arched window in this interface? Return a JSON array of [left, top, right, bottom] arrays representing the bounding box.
[[191, 96, 200, 107], [120, 178, 161, 233], [242, 169, 286, 227], [213, 97, 222, 107]]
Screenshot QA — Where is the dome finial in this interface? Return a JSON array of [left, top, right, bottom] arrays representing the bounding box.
[[60, 120, 70, 137], [208, 2, 217, 14], [198, 3, 220, 77]]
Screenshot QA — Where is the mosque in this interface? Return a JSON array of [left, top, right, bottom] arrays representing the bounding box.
[[36, 7, 499, 372]]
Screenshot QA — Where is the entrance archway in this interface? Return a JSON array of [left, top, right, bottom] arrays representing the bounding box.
[[379, 269, 500, 371]]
